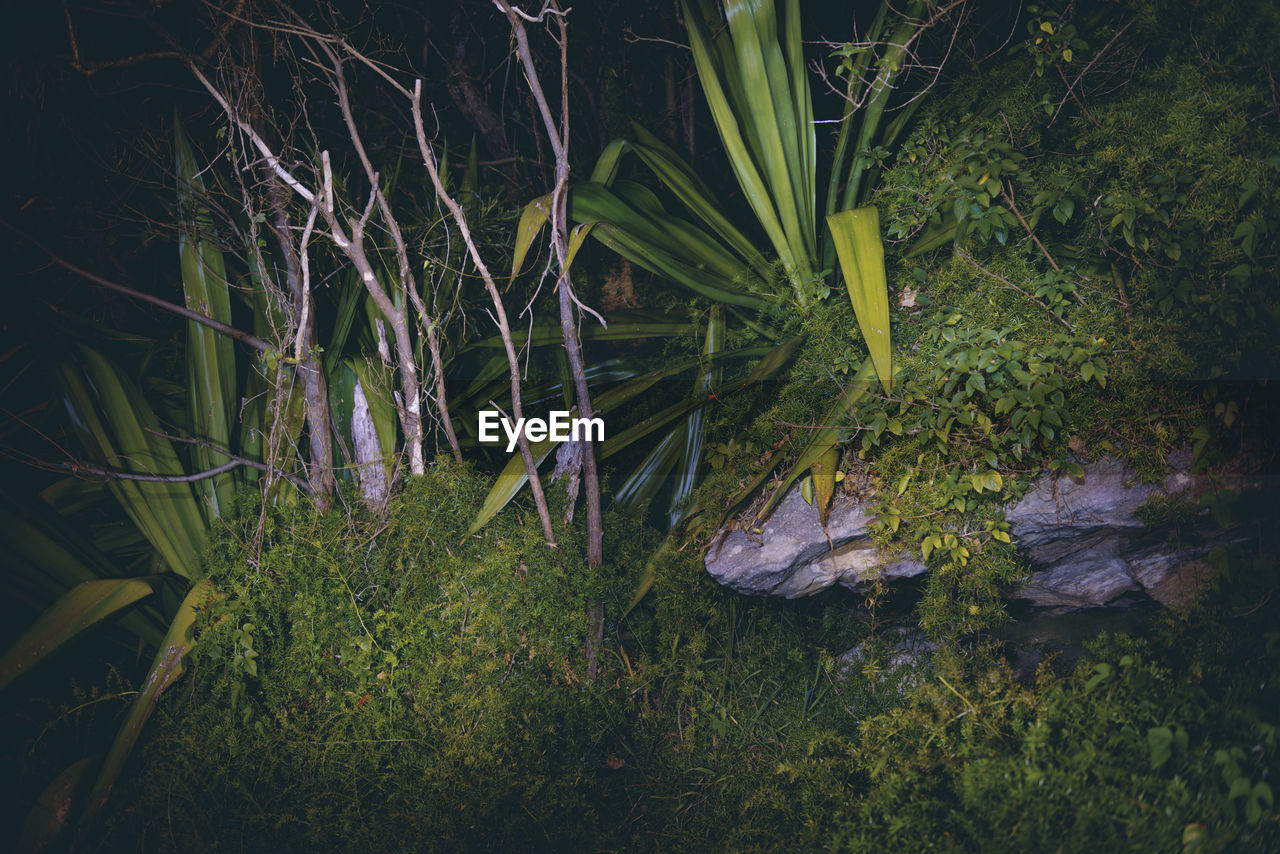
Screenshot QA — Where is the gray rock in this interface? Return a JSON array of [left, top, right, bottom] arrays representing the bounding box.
[[704, 486, 924, 598], [706, 450, 1256, 613], [1005, 457, 1157, 547], [1006, 454, 1203, 608]]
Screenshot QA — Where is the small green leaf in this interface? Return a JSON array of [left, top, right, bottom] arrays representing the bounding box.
[[1148, 726, 1173, 769]]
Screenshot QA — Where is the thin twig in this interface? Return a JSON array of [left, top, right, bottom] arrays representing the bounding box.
[[412, 79, 558, 545], [1000, 180, 1060, 272], [65, 456, 310, 492], [4, 221, 271, 352], [959, 249, 1074, 330]]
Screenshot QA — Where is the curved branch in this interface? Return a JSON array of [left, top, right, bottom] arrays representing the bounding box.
[[4, 221, 271, 353]]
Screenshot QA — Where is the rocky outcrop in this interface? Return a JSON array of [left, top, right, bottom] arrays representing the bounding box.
[[704, 485, 925, 598], [705, 452, 1254, 610], [1006, 453, 1218, 609]]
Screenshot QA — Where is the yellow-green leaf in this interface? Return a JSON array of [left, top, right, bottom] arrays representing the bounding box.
[[811, 446, 839, 525], [565, 222, 595, 272], [509, 193, 552, 285], [828, 207, 892, 392]]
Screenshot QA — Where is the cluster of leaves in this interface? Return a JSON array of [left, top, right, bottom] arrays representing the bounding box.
[[887, 126, 1025, 247], [821, 631, 1279, 851], [100, 466, 903, 850], [105, 463, 631, 850], [854, 317, 1107, 466], [881, 0, 1280, 384], [725, 0, 1280, 635], [752, 276, 1110, 637]]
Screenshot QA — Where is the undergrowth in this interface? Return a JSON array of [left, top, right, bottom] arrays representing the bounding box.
[[93, 465, 1280, 851]]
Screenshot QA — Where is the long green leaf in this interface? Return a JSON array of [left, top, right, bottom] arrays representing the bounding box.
[[16, 755, 98, 854], [1, 494, 169, 648], [621, 535, 677, 619], [569, 182, 770, 308], [668, 306, 724, 526], [614, 429, 684, 512], [840, 1, 927, 210], [468, 342, 774, 533], [905, 218, 961, 258], [755, 358, 877, 523], [325, 267, 367, 376], [810, 445, 840, 526], [614, 311, 725, 516], [828, 207, 893, 391], [463, 313, 698, 350], [75, 578, 215, 841], [684, 0, 801, 294], [590, 138, 631, 185], [627, 123, 771, 277], [0, 578, 154, 690], [510, 193, 553, 285], [1, 501, 102, 599], [612, 181, 754, 282], [684, 0, 817, 305], [58, 349, 207, 578], [467, 434, 560, 535], [175, 115, 237, 520]]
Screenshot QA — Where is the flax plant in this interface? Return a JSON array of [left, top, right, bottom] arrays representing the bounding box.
[[481, 0, 952, 536]]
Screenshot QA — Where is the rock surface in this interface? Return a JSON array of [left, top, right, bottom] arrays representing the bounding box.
[[706, 452, 1245, 610], [704, 486, 925, 598], [1006, 453, 1210, 608], [839, 626, 938, 689]]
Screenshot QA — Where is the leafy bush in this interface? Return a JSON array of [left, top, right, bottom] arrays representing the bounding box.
[[105, 463, 624, 851]]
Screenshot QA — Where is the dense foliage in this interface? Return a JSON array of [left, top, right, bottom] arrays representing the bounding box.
[[90, 466, 1278, 851]]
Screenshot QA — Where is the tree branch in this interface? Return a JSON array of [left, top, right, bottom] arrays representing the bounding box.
[[4, 221, 271, 352], [412, 79, 559, 546]]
